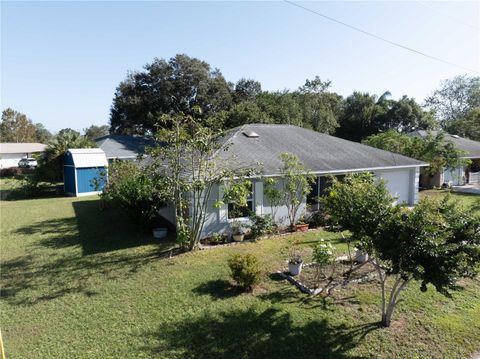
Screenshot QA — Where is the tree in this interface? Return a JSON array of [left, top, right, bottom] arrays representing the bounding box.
[[101, 160, 168, 230], [363, 130, 470, 176], [34, 130, 94, 183], [336, 92, 387, 142], [233, 78, 262, 103], [34, 123, 53, 143], [278, 153, 314, 228], [374, 197, 480, 327], [324, 173, 393, 254], [222, 101, 273, 129], [110, 54, 234, 135], [84, 125, 109, 140], [0, 108, 38, 142], [425, 75, 480, 127], [446, 107, 480, 141], [324, 174, 480, 327], [373, 95, 437, 133], [148, 113, 258, 250]]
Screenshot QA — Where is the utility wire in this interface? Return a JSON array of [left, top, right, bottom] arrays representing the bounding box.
[[283, 0, 480, 74]]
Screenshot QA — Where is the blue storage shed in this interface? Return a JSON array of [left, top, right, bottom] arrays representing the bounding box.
[[64, 148, 108, 196]]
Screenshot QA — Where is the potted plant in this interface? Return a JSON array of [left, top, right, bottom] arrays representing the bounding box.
[[295, 216, 309, 232], [288, 251, 303, 276], [231, 221, 246, 242], [354, 247, 369, 263]]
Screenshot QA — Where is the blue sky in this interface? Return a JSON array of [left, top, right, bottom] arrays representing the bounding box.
[[1, 1, 479, 132]]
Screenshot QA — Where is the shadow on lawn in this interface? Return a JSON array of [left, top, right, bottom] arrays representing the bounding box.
[[192, 279, 242, 300], [143, 307, 378, 358], [14, 199, 168, 255], [3, 199, 178, 305]]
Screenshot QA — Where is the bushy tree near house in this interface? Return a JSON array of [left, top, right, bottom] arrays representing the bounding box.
[[363, 130, 470, 176], [278, 153, 315, 228], [84, 125, 109, 140], [110, 54, 233, 135], [324, 173, 480, 327], [148, 112, 258, 251], [100, 160, 168, 230]]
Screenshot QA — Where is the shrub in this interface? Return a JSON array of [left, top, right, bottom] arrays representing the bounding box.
[[312, 239, 335, 266], [101, 160, 168, 231], [227, 254, 261, 291], [249, 214, 275, 239], [0, 167, 31, 177]]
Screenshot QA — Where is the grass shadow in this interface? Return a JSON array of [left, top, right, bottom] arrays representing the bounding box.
[[192, 279, 242, 300], [4, 198, 179, 305], [142, 307, 379, 358]]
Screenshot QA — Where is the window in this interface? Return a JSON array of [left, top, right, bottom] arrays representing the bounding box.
[[227, 183, 254, 219]]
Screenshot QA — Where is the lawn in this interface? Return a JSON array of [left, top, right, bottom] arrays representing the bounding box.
[[1, 191, 480, 358]]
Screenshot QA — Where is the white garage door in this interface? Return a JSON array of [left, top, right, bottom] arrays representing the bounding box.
[[377, 169, 411, 205]]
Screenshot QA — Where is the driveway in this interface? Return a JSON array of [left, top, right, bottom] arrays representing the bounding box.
[[452, 185, 480, 195]]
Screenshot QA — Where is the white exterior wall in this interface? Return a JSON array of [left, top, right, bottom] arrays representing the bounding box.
[[199, 178, 306, 239], [375, 167, 419, 206], [167, 166, 421, 240], [0, 153, 28, 168]]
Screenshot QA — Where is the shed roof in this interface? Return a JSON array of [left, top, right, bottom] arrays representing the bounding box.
[[215, 124, 426, 175], [94, 135, 154, 159], [66, 148, 108, 168], [0, 143, 47, 154], [407, 130, 480, 159]]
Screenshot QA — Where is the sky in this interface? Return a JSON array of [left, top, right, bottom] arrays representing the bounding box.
[[1, 1, 479, 133]]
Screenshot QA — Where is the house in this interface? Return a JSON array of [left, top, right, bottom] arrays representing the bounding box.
[[159, 124, 427, 239], [0, 142, 47, 169], [408, 130, 480, 187], [94, 134, 154, 161], [64, 148, 108, 197]]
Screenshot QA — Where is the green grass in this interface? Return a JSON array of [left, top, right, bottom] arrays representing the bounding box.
[[1, 193, 480, 358]]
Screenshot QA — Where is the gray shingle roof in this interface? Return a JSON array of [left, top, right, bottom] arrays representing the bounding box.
[[95, 135, 155, 159], [216, 124, 426, 175], [407, 130, 480, 159]]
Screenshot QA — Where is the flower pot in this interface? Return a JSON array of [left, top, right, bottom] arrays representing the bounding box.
[[295, 223, 309, 232], [288, 262, 303, 276], [232, 234, 244, 242], [354, 249, 369, 263], [153, 228, 168, 239]]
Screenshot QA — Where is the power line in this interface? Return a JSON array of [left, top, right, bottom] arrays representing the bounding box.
[[283, 0, 480, 74]]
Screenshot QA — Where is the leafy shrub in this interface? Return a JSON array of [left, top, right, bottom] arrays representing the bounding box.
[[249, 214, 275, 239], [101, 160, 168, 230], [306, 209, 330, 228], [0, 167, 31, 177], [209, 233, 225, 245], [227, 254, 261, 291], [312, 239, 335, 266]]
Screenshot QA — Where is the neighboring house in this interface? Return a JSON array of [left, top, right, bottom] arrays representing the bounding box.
[[64, 148, 108, 197], [94, 135, 155, 161], [159, 124, 427, 239], [408, 130, 480, 187], [0, 143, 47, 169]]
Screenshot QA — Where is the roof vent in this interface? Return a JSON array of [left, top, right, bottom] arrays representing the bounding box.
[[243, 131, 259, 138], [451, 134, 460, 139]]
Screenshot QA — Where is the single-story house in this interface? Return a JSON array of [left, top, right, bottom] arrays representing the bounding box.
[[159, 124, 427, 239], [0, 142, 47, 169], [94, 135, 154, 161], [408, 130, 480, 187]]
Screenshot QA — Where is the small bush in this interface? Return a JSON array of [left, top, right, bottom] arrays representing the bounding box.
[[249, 214, 275, 239], [0, 167, 32, 177], [227, 254, 261, 291], [312, 239, 335, 266]]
